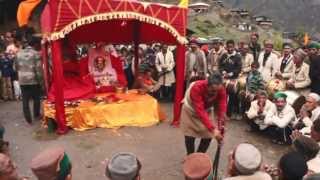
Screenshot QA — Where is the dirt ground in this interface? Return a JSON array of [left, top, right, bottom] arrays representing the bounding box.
[[0, 101, 289, 180]]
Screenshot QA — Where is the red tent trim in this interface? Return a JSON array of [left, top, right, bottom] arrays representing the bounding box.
[[49, 11, 188, 44]]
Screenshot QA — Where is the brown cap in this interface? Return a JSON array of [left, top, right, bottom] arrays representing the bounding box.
[[183, 153, 212, 180], [294, 48, 308, 61], [30, 147, 65, 180]]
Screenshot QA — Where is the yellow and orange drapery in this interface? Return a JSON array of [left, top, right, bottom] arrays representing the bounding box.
[[43, 91, 166, 131]]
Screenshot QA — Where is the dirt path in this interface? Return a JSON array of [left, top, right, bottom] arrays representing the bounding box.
[[0, 101, 288, 180]]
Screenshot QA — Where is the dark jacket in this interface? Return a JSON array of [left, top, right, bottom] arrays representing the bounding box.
[[309, 55, 320, 94], [0, 56, 14, 77], [219, 52, 242, 79]]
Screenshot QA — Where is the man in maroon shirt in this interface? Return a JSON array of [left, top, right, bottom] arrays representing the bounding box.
[[181, 72, 227, 154]]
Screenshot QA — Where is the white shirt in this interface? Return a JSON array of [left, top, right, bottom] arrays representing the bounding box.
[[264, 103, 296, 128]]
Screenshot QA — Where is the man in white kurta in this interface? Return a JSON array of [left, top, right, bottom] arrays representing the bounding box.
[[287, 49, 311, 96], [274, 44, 295, 80], [299, 93, 320, 135], [257, 40, 279, 82], [240, 44, 254, 74], [246, 90, 275, 131], [185, 40, 207, 87], [264, 92, 296, 144], [155, 45, 175, 100]]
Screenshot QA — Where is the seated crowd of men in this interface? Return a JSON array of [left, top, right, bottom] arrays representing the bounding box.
[[184, 32, 320, 146]]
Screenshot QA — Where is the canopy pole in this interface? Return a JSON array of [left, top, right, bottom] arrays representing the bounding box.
[[172, 44, 186, 127], [133, 20, 140, 76], [41, 42, 49, 95], [51, 40, 68, 134]]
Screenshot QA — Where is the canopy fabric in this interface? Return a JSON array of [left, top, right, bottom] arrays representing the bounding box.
[[46, 0, 188, 44], [17, 0, 41, 27], [42, 0, 188, 134]]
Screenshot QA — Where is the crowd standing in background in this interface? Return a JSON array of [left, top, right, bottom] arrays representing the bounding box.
[[2, 28, 320, 179]]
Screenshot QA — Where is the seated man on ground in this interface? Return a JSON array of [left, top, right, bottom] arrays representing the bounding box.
[[105, 152, 141, 180], [31, 147, 72, 180], [183, 153, 212, 180], [277, 152, 308, 180], [286, 49, 311, 96], [264, 92, 296, 144], [240, 61, 265, 113], [133, 68, 160, 96], [293, 105, 312, 133], [305, 118, 320, 173], [299, 93, 320, 135], [291, 130, 320, 174], [291, 133, 320, 161], [246, 90, 275, 132], [225, 143, 272, 180]]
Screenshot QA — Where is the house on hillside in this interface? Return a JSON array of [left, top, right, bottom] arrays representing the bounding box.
[[233, 22, 252, 31], [230, 8, 250, 18], [254, 15, 273, 28], [283, 32, 298, 40], [189, 2, 210, 13], [212, 0, 224, 7]]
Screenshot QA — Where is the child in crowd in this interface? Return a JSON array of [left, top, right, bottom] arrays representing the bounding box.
[[0, 50, 14, 101]]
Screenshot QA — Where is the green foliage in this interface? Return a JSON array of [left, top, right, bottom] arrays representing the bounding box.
[[272, 32, 283, 51]]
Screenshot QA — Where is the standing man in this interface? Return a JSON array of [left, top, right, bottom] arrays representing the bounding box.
[[219, 40, 242, 118], [240, 44, 254, 74], [309, 43, 320, 94], [185, 39, 207, 87], [207, 38, 225, 73], [274, 44, 294, 80], [16, 37, 42, 124], [180, 72, 227, 154], [155, 45, 175, 101], [249, 32, 261, 62], [257, 40, 279, 82]]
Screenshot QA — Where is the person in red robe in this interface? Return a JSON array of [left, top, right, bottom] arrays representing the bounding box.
[[180, 72, 227, 154]]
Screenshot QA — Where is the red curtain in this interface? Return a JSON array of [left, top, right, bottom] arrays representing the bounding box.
[[172, 44, 186, 126], [41, 43, 49, 95], [51, 40, 68, 134]]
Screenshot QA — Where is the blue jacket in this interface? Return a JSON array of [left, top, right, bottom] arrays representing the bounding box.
[[0, 57, 14, 77]]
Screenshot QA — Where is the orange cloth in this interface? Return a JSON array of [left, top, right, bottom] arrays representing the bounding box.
[[143, 76, 153, 86], [43, 90, 166, 131], [17, 0, 41, 27]]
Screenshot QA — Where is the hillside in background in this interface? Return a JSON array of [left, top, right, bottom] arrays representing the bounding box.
[[223, 0, 320, 34]]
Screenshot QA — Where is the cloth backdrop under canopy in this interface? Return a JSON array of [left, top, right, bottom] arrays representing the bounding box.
[[41, 0, 188, 134]]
